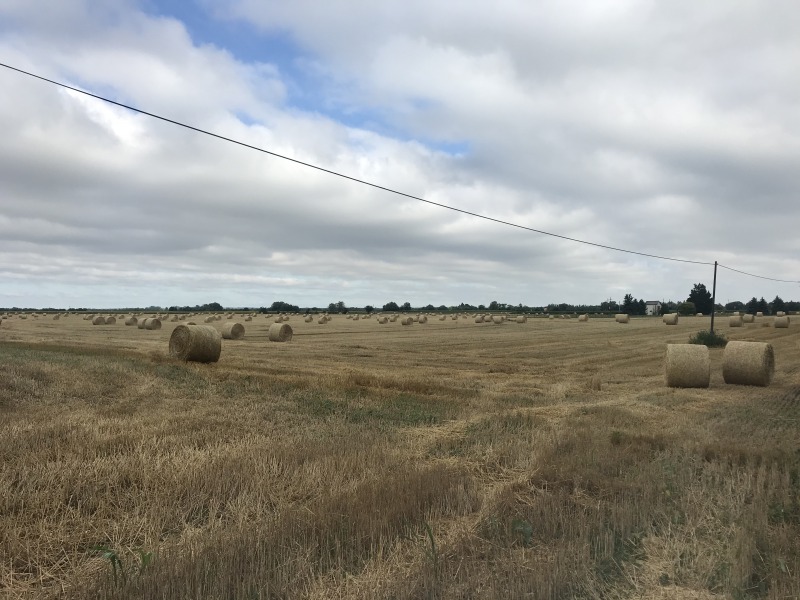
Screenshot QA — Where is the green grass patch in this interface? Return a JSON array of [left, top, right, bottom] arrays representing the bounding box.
[[688, 329, 728, 347]]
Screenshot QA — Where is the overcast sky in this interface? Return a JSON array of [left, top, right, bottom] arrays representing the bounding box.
[[1, 0, 798, 309]]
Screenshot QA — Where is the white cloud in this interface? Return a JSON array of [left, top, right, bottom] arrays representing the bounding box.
[[0, 0, 798, 308]]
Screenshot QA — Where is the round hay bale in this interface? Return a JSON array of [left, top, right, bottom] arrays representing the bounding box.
[[774, 316, 790, 328], [439, 315, 446, 321], [169, 324, 221, 363], [474, 316, 484, 323], [186, 321, 196, 325], [52, 314, 60, 320], [137, 319, 147, 329], [144, 318, 162, 330], [204, 316, 215, 323], [492, 316, 503, 324], [227, 315, 233, 319], [451, 315, 458, 320], [244, 316, 252, 322], [92, 316, 104, 325], [742, 314, 755, 323], [377, 316, 388, 324], [125, 316, 137, 326], [776, 311, 786, 317], [104, 316, 116, 325], [418, 315, 428, 324], [401, 317, 413, 326], [722, 341, 774, 386], [664, 344, 710, 388], [516, 316, 527, 323], [728, 316, 743, 327], [756, 312, 764, 317], [304, 315, 313, 323], [695, 312, 703, 317], [615, 314, 630, 324], [389, 316, 398, 322], [548, 315, 554, 320], [663, 313, 679, 325], [317, 317, 327, 324], [222, 322, 245, 340], [578, 314, 589, 322], [273, 316, 283, 323], [353, 315, 360, 321], [268, 323, 293, 342]]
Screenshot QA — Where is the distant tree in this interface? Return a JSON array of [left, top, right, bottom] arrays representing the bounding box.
[[745, 297, 759, 315], [725, 301, 745, 311], [770, 296, 785, 313], [622, 293, 635, 315], [364, 305, 374, 314], [270, 301, 300, 312], [677, 301, 696, 316], [600, 299, 619, 312], [756, 297, 769, 315], [488, 300, 499, 310], [636, 299, 647, 315], [328, 302, 337, 313], [687, 283, 713, 315], [437, 305, 448, 311], [335, 300, 347, 314], [424, 304, 435, 310], [478, 304, 486, 310], [382, 301, 399, 312], [401, 302, 411, 312]]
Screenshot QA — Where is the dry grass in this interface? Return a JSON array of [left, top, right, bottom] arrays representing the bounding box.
[[0, 315, 798, 599]]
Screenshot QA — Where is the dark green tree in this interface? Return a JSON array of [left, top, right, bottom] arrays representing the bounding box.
[[622, 293, 635, 315], [725, 301, 745, 311], [770, 296, 785, 313], [383, 301, 399, 311], [677, 301, 696, 316], [488, 300, 499, 310], [745, 297, 759, 315], [636, 299, 647, 315], [364, 305, 374, 314], [401, 302, 411, 311], [687, 283, 713, 315], [756, 297, 769, 315]]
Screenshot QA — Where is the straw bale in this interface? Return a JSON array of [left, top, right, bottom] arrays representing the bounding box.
[[776, 311, 786, 317], [439, 315, 446, 321], [728, 316, 743, 327], [722, 341, 774, 386], [418, 315, 428, 324], [144, 318, 162, 330], [756, 311, 764, 317], [305, 315, 313, 323], [92, 316, 104, 325], [474, 315, 484, 323], [137, 319, 147, 329], [204, 316, 215, 323], [244, 316, 252, 322], [516, 316, 527, 323], [578, 314, 589, 322], [222, 322, 245, 340], [696, 313, 703, 317], [742, 314, 755, 323], [104, 316, 116, 325], [492, 316, 503, 324], [401, 317, 413, 326], [268, 323, 293, 342], [663, 313, 679, 325], [774, 316, 790, 328], [169, 324, 221, 363], [664, 344, 710, 388], [615, 314, 630, 324], [317, 317, 327, 324], [378, 316, 388, 324]]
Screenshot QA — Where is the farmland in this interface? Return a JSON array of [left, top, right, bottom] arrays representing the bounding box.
[[1, 313, 799, 598]]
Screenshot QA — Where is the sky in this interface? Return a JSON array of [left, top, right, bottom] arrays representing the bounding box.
[[1, 0, 799, 309]]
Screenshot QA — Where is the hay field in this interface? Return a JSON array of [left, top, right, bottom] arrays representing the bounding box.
[[1, 314, 799, 599]]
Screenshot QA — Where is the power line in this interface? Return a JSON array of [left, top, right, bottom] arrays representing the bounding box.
[[718, 263, 800, 284], [2, 61, 795, 281]]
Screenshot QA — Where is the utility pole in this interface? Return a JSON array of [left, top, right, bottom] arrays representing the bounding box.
[[710, 261, 718, 334]]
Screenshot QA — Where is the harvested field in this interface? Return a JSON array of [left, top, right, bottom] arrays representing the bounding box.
[[1, 314, 798, 599]]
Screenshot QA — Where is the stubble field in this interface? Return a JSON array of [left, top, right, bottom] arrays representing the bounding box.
[[1, 313, 799, 599]]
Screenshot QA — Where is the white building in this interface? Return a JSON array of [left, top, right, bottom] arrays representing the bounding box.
[[645, 301, 662, 316]]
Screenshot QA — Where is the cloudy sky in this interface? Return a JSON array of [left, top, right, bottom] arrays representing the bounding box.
[[1, 0, 798, 309]]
